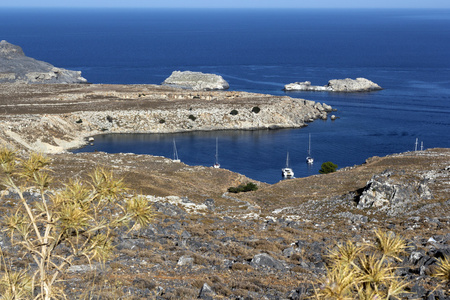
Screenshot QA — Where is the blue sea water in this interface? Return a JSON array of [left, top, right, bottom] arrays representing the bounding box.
[[1, 8, 449, 183]]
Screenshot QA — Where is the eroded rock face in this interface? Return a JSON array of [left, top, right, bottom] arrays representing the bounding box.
[[284, 77, 382, 92], [357, 170, 433, 215], [162, 71, 229, 91], [0, 40, 87, 84]]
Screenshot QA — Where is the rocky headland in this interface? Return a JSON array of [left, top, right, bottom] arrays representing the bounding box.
[[0, 40, 87, 84], [284, 77, 382, 92], [162, 70, 230, 91], [0, 83, 333, 154]]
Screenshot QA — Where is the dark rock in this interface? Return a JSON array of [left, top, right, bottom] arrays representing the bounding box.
[[411, 284, 427, 299]]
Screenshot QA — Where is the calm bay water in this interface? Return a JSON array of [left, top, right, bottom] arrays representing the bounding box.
[[1, 8, 449, 183]]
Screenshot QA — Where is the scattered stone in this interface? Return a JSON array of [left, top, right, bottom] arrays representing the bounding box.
[[204, 198, 215, 211], [177, 255, 194, 266], [198, 283, 216, 299]]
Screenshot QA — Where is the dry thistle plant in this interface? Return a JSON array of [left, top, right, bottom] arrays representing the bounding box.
[[0, 148, 154, 300], [372, 229, 407, 262], [313, 230, 409, 300], [0, 248, 33, 300], [433, 256, 450, 291]]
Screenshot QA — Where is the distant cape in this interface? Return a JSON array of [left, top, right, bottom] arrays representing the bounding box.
[[0, 40, 87, 84]]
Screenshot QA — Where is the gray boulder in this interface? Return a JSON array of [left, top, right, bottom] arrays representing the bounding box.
[[0, 40, 87, 84], [357, 171, 433, 215], [284, 77, 382, 92], [250, 253, 284, 270], [162, 70, 229, 91]]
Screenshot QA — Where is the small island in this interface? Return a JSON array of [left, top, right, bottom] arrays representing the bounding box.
[[162, 70, 230, 91], [284, 77, 382, 92]]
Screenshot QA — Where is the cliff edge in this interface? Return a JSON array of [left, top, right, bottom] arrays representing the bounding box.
[[0, 40, 87, 84]]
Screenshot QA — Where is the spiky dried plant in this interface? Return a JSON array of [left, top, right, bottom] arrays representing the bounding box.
[[0, 248, 33, 300], [0, 148, 154, 300], [326, 240, 365, 268], [372, 229, 407, 262], [312, 230, 410, 300], [355, 253, 396, 295], [313, 263, 358, 300], [433, 256, 450, 290]]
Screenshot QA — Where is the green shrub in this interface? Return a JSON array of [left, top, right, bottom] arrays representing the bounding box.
[[159, 119, 166, 124], [251, 106, 261, 113], [188, 114, 197, 121], [230, 109, 239, 116], [228, 182, 258, 193], [319, 161, 338, 174]]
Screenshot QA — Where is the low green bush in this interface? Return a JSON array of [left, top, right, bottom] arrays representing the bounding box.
[[251, 106, 261, 113], [228, 182, 258, 193], [230, 109, 239, 115], [188, 114, 197, 121], [319, 161, 338, 174]]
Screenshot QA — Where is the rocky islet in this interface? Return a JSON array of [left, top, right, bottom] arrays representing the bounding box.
[[284, 77, 383, 92]]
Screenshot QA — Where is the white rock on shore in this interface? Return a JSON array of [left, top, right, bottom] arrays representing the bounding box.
[[162, 71, 230, 91], [284, 77, 382, 92]]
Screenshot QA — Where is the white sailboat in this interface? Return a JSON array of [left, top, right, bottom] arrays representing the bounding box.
[[173, 139, 180, 162], [282, 152, 294, 179], [306, 133, 314, 164], [213, 137, 220, 168]]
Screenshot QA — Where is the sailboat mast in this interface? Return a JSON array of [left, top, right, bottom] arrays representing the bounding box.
[[286, 152, 289, 168], [308, 133, 311, 156], [215, 137, 219, 165]]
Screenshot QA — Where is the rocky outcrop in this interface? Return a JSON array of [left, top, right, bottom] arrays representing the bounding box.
[[357, 170, 433, 215], [0, 40, 87, 84], [162, 71, 229, 91], [284, 77, 382, 92]]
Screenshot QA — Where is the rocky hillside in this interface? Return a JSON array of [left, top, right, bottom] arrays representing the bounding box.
[[1, 147, 449, 299], [0, 40, 87, 84]]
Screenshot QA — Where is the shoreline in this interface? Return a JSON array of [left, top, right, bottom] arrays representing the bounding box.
[[0, 83, 333, 154]]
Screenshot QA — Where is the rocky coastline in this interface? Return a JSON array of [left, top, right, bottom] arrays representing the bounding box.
[[0, 83, 333, 154], [0, 40, 87, 84]]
